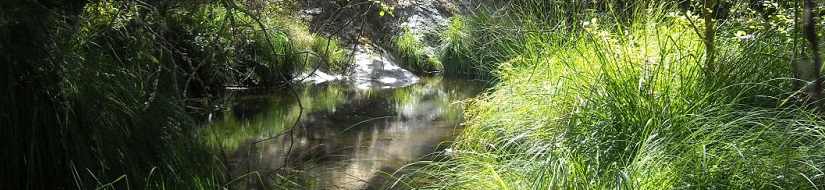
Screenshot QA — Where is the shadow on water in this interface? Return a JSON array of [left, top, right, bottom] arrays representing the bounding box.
[[203, 77, 488, 189]]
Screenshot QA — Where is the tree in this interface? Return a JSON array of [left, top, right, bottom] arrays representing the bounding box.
[[802, 0, 823, 108]]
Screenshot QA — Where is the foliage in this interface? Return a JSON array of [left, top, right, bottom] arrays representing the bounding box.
[[411, 1, 825, 189], [392, 28, 443, 73], [270, 13, 351, 74], [6, 0, 825, 188], [364, 0, 396, 17], [0, 0, 350, 189], [439, 15, 480, 76], [310, 35, 351, 73]]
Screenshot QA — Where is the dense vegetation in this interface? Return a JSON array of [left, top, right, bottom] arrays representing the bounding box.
[[413, 0, 825, 189], [5, 0, 825, 189], [1, 0, 349, 189]]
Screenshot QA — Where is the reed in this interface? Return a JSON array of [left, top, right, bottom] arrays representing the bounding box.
[[411, 1, 825, 189], [393, 28, 443, 73], [1, 0, 348, 188]]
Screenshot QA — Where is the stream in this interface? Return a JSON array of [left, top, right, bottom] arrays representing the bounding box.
[[204, 77, 486, 189]]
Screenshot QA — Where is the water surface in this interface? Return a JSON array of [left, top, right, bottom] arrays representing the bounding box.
[[205, 77, 486, 189]]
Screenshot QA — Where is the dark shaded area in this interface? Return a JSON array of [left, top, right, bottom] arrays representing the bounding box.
[[1, 1, 89, 189], [0, 0, 299, 189]]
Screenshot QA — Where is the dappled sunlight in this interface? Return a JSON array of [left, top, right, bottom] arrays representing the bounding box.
[[9, 0, 823, 189], [349, 44, 421, 89]]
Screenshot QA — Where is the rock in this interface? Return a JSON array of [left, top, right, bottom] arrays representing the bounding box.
[[395, 0, 474, 60], [347, 44, 419, 89], [294, 0, 476, 88], [293, 70, 343, 84]]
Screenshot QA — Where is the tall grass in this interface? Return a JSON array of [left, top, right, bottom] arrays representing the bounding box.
[[393, 28, 443, 73], [438, 0, 616, 78], [1, 0, 349, 188], [413, 1, 825, 189], [272, 12, 351, 74], [439, 15, 479, 76]]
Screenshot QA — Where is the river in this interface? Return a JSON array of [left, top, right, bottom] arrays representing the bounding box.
[[203, 77, 487, 189]]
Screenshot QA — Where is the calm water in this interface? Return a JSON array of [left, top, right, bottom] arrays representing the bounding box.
[[204, 77, 487, 189]]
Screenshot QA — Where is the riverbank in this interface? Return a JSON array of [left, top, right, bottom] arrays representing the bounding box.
[[0, 1, 358, 189], [414, 1, 825, 189], [9, 0, 823, 189], [205, 77, 486, 189], [1, 0, 477, 188]]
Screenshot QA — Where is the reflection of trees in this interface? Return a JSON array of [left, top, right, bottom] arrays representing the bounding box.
[[204, 77, 485, 189], [204, 82, 348, 151], [230, 95, 275, 120]]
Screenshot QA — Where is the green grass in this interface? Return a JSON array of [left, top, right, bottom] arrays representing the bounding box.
[[393, 28, 443, 73], [439, 15, 476, 76], [437, 13, 502, 78], [273, 13, 351, 74], [412, 1, 825, 189], [310, 36, 350, 73], [1, 1, 351, 189], [6, 0, 823, 188]]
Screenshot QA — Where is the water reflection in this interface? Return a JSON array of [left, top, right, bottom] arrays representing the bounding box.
[[204, 77, 486, 189]]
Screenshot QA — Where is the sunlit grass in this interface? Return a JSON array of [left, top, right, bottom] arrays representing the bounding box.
[[270, 13, 351, 74], [412, 1, 825, 189], [393, 28, 443, 73], [439, 15, 482, 76]]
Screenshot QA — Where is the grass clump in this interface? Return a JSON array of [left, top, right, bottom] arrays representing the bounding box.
[[310, 36, 350, 73], [437, 12, 503, 78], [393, 28, 443, 73], [439, 15, 476, 76], [273, 13, 351, 74], [436, 1, 564, 78], [413, 1, 825, 189]]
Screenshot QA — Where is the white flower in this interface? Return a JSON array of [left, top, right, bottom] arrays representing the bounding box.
[[734, 30, 753, 40]]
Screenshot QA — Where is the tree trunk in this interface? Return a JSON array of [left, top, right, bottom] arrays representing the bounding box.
[[703, 0, 717, 73], [803, 0, 823, 108]]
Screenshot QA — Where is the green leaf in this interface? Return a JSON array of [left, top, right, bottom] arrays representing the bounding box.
[[379, 11, 385, 17]]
